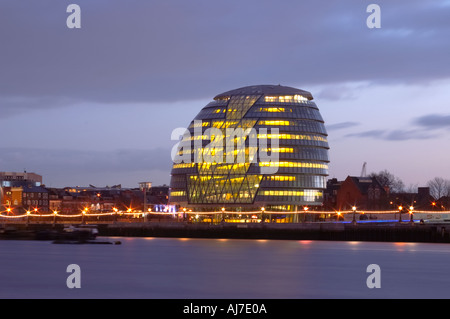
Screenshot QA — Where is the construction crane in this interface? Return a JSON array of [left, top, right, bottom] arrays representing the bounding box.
[[360, 162, 367, 177]]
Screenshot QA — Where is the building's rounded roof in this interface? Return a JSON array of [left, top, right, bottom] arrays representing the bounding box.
[[214, 84, 313, 100]]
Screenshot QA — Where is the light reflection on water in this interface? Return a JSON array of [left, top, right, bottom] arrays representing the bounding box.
[[1, 237, 450, 299]]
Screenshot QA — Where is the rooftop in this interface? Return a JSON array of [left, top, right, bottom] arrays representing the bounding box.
[[214, 84, 314, 100]]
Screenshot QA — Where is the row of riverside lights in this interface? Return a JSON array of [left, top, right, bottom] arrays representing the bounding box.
[[398, 205, 415, 222], [0, 203, 436, 218], [3, 207, 45, 216], [1, 206, 147, 216], [351, 205, 415, 224], [0, 205, 425, 224], [186, 206, 314, 223]]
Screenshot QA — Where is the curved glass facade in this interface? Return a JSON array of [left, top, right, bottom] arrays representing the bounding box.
[[169, 85, 329, 213]]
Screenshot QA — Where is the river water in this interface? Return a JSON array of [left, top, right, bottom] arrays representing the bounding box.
[[1, 237, 450, 299]]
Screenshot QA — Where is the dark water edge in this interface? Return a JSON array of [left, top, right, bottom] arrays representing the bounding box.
[[99, 222, 450, 244], [3, 222, 450, 244]]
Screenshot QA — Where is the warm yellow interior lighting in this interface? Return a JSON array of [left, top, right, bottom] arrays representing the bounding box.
[[260, 190, 323, 197], [258, 107, 288, 113], [260, 147, 294, 153], [259, 161, 328, 169], [264, 95, 308, 103], [259, 120, 291, 126], [257, 133, 327, 142], [266, 175, 296, 181]]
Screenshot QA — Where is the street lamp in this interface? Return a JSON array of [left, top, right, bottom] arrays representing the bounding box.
[[113, 207, 118, 223], [398, 206, 403, 222], [260, 207, 265, 223], [222, 207, 226, 223], [146, 207, 152, 222], [352, 206, 357, 225], [53, 210, 58, 226], [409, 206, 414, 222], [82, 208, 87, 224], [303, 206, 309, 223]]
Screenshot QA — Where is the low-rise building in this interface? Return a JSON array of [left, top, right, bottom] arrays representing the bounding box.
[[0, 172, 42, 187], [1, 171, 46, 213], [336, 176, 388, 211], [22, 185, 50, 212]]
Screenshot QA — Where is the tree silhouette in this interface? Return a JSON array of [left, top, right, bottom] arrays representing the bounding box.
[[427, 177, 450, 200], [369, 169, 405, 194]]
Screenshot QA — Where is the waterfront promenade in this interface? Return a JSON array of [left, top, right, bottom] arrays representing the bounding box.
[[2, 219, 450, 244]]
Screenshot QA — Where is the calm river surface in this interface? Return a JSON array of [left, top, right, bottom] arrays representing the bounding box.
[[1, 237, 450, 299]]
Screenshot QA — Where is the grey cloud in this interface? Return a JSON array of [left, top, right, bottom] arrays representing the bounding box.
[[1, 0, 450, 114], [383, 129, 436, 141], [326, 122, 360, 131], [345, 130, 385, 139], [413, 114, 450, 130], [315, 83, 369, 101], [345, 128, 436, 141], [345, 112, 450, 141]]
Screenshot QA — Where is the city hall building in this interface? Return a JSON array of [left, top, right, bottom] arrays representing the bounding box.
[[169, 85, 329, 222]]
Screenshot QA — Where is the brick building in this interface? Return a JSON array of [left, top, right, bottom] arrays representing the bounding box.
[[336, 176, 388, 211]]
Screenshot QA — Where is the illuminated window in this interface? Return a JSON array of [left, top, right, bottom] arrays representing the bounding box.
[[264, 95, 308, 103], [170, 191, 186, 197], [264, 96, 277, 102], [259, 162, 328, 169], [189, 121, 210, 128], [189, 135, 205, 141], [268, 205, 293, 211], [259, 120, 291, 126], [266, 175, 296, 181], [260, 147, 294, 153], [294, 95, 308, 102], [257, 133, 328, 142], [172, 163, 196, 169], [189, 176, 215, 181], [212, 120, 240, 128], [260, 190, 323, 197], [258, 107, 291, 113], [212, 121, 224, 128], [215, 163, 249, 170]]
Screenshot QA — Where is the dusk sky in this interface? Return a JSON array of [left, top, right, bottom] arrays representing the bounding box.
[[1, 0, 450, 189]]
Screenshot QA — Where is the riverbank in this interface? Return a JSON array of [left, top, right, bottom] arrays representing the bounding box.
[[100, 221, 450, 243], [2, 221, 450, 243]]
